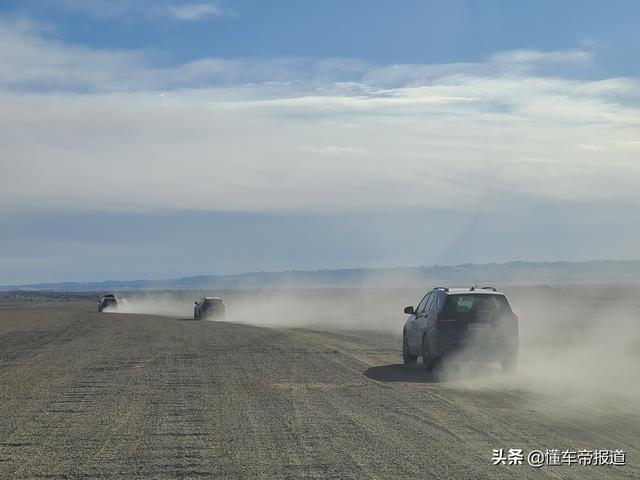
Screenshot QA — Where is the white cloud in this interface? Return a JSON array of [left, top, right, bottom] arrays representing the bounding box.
[[576, 143, 607, 151], [0, 20, 639, 216], [297, 145, 367, 155], [0, 19, 147, 90], [489, 48, 591, 65], [618, 140, 640, 147], [166, 3, 225, 21]]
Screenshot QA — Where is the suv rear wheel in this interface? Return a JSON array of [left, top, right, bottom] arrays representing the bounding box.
[[422, 335, 435, 371], [402, 333, 417, 366]]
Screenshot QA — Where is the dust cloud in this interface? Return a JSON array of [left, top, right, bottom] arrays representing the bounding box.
[[103, 293, 194, 317], [101, 285, 640, 410], [227, 285, 640, 412], [437, 286, 640, 413], [225, 287, 418, 333], [103, 287, 420, 331]]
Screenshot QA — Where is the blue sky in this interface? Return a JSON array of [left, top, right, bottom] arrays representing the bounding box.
[[3, 1, 639, 73], [1, 1, 639, 283]]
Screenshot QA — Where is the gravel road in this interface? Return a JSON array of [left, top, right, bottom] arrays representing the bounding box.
[[1, 302, 638, 479]]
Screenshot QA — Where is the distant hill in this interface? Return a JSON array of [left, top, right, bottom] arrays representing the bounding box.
[[2, 260, 640, 292]]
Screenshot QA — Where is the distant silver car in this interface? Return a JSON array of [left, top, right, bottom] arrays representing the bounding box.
[[194, 297, 226, 320]]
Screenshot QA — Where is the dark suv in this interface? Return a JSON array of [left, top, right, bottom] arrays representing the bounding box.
[[194, 297, 226, 320], [97, 294, 118, 312], [402, 287, 518, 371]]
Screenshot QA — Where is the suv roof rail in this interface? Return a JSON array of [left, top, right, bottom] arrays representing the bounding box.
[[433, 287, 449, 292], [481, 286, 498, 292]]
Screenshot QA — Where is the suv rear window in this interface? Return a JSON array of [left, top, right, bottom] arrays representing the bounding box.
[[443, 294, 511, 314]]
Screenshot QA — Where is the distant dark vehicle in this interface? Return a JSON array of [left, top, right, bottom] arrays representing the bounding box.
[[402, 287, 519, 371], [194, 297, 226, 320], [97, 294, 118, 312]]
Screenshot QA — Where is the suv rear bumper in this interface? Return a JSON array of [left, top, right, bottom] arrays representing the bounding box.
[[434, 327, 518, 359]]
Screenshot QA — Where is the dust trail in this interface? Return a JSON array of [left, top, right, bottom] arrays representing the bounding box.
[[100, 287, 418, 332], [102, 293, 194, 317], [436, 286, 640, 413], [98, 285, 640, 412]]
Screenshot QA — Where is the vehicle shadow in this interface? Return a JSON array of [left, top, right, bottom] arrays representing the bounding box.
[[363, 364, 441, 383], [364, 362, 501, 383]]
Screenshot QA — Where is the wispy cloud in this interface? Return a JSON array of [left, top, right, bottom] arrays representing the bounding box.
[[576, 143, 606, 151], [489, 48, 592, 65], [618, 140, 640, 147], [166, 3, 226, 21], [0, 19, 639, 217], [297, 145, 367, 156]]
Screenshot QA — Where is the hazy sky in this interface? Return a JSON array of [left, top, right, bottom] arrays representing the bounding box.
[[1, 1, 639, 283]]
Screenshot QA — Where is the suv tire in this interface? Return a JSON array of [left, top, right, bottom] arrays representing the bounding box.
[[403, 333, 417, 366], [422, 335, 435, 371]]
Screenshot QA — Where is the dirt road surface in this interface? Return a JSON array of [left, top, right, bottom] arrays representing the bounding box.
[[1, 302, 638, 479]]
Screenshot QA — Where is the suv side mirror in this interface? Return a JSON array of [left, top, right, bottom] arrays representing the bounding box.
[[404, 306, 415, 314]]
